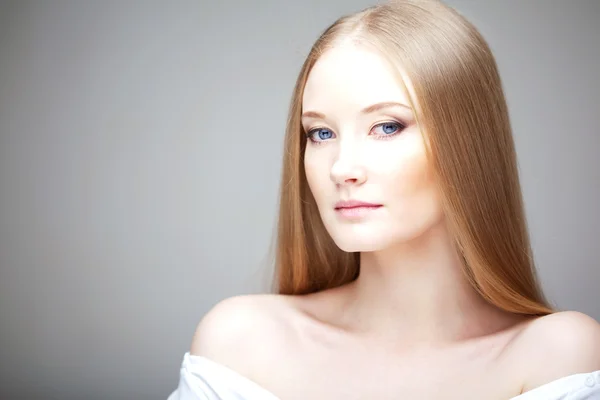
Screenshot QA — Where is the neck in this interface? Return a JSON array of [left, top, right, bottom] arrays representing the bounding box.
[[338, 220, 522, 347]]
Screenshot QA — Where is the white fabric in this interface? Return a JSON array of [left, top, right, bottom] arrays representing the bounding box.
[[509, 370, 600, 400], [167, 353, 279, 400], [167, 352, 600, 400]]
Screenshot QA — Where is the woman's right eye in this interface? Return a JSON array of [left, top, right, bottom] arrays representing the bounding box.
[[307, 128, 335, 143]]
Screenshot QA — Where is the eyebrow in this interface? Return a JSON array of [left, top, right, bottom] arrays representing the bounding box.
[[301, 101, 412, 119]]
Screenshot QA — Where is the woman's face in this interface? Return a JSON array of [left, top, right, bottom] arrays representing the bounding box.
[[302, 42, 444, 252]]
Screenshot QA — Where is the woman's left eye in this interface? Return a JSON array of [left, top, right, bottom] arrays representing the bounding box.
[[372, 122, 404, 137]]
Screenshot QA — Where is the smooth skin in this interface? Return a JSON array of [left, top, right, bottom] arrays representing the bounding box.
[[192, 41, 600, 399]]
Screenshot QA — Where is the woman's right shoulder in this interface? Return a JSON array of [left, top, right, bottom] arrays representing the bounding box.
[[189, 294, 297, 368]]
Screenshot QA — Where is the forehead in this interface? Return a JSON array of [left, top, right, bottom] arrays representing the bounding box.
[[302, 43, 410, 110]]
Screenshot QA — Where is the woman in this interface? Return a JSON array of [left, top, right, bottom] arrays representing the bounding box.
[[169, 0, 600, 398]]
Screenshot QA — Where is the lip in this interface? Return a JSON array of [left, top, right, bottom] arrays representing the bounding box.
[[334, 200, 383, 220], [334, 199, 382, 209]]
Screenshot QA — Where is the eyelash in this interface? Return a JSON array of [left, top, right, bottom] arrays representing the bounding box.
[[304, 121, 406, 145]]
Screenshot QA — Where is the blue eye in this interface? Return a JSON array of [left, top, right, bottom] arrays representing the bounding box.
[[307, 128, 334, 142], [373, 122, 402, 136]]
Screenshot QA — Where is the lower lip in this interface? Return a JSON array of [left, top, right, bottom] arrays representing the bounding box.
[[335, 205, 382, 218]]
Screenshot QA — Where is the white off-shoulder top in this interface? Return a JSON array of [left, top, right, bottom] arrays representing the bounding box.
[[167, 352, 600, 400]]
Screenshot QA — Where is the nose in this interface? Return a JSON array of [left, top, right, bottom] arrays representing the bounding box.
[[330, 143, 366, 187]]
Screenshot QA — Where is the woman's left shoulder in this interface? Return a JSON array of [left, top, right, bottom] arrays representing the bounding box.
[[516, 310, 600, 392], [526, 310, 600, 351]]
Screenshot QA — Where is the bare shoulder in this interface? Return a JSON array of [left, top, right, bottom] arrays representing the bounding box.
[[515, 310, 600, 391], [189, 293, 296, 371]]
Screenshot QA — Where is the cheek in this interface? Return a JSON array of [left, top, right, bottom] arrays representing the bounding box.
[[399, 154, 434, 196], [371, 137, 438, 207], [304, 151, 327, 201]]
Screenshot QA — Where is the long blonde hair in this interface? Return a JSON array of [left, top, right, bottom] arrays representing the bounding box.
[[271, 0, 554, 316]]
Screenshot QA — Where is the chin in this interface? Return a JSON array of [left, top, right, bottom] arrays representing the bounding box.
[[336, 242, 380, 253], [320, 214, 398, 253], [330, 231, 394, 253]]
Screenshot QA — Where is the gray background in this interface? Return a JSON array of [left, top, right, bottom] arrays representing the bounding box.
[[0, 0, 598, 399]]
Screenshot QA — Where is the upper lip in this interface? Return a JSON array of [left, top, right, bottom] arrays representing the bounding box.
[[334, 200, 382, 209]]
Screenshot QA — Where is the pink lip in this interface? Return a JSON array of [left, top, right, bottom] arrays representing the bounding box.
[[334, 200, 382, 219], [334, 200, 382, 209]]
